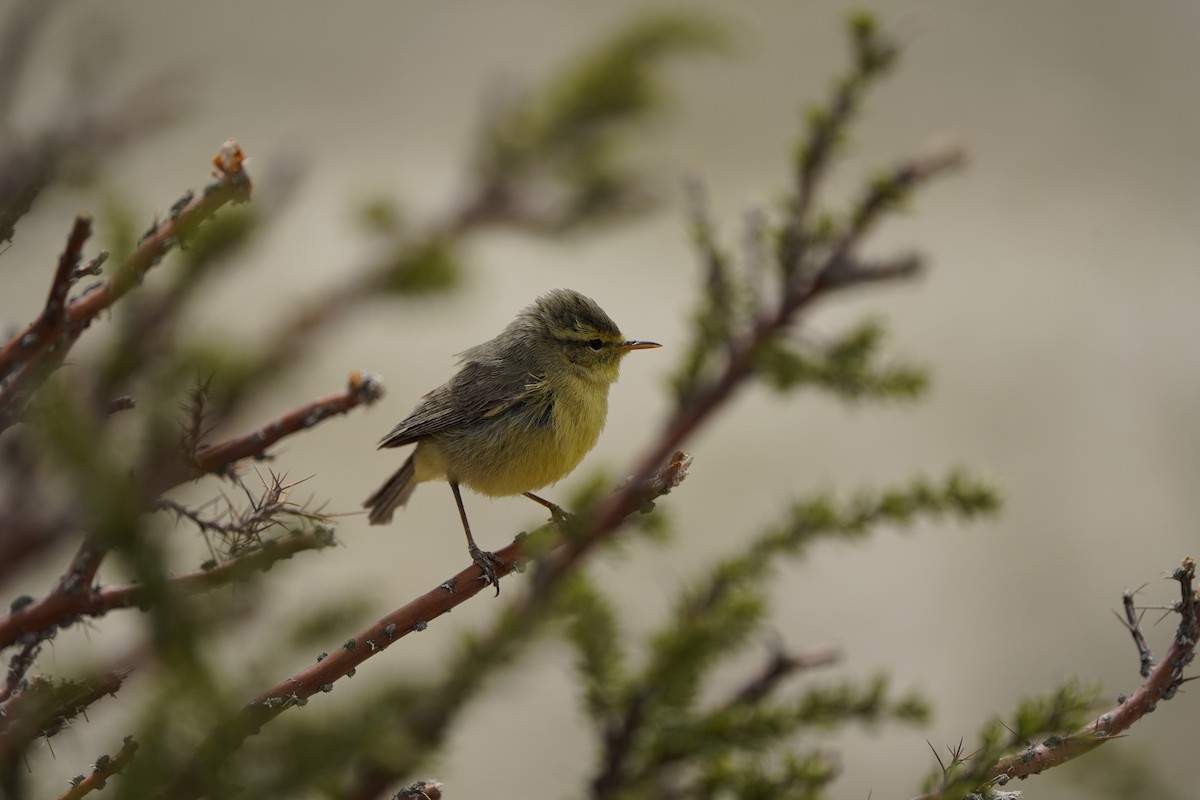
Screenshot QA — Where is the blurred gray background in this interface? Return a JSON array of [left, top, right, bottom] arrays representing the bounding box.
[[4, 1, 1198, 797]]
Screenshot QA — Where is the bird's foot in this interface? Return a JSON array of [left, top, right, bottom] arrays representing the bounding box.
[[468, 544, 506, 596], [544, 502, 575, 530]]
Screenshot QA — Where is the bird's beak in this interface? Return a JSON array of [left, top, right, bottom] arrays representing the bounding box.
[[618, 340, 662, 353]]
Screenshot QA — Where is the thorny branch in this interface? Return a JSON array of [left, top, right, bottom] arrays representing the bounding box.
[[987, 558, 1199, 784], [0, 670, 128, 766], [54, 736, 140, 800], [0, 376, 377, 698], [0, 451, 354, 653], [128, 370, 386, 506], [160, 452, 692, 800], [0, 528, 337, 651], [1117, 585, 1155, 678], [0, 140, 252, 433], [189, 371, 384, 478], [912, 558, 1200, 799]]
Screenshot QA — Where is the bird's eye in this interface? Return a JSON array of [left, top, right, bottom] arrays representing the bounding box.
[[588, 338, 604, 351]]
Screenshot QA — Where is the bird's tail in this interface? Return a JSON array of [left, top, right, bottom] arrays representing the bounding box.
[[364, 454, 417, 525]]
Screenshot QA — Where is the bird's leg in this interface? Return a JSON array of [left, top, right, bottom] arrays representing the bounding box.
[[523, 491, 575, 529], [451, 481, 504, 596]]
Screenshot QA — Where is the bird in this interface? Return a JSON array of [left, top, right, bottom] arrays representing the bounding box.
[[364, 288, 660, 592]]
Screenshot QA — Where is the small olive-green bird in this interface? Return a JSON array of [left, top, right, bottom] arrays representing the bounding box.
[[364, 288, 660, 591]]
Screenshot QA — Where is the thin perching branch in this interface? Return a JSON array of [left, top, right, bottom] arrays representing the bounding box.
[[54, 735, 140, 800], [0, 528, 336, 649], [160, 452, 693, 800]]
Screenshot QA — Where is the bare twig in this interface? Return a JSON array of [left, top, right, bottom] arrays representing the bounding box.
[[54, 736, 139, 800], [189, 371, 384, 478], [1115, 585, 1155, 678], [0, 637, 41, 704], [732, 643, 842, 705], [0, 140, 252, 432], [0, 373, 373, 660], [911, 558, 1200, 799], [0, 670, 127, 764], [986, 558, 1199, 783], [0, 529, 335, 650]]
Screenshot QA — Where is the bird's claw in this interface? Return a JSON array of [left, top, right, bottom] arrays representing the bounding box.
[[546, 504, 575, 529], [469, 544, 505, 596]]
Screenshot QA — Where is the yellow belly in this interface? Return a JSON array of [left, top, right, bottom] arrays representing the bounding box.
[[413, 376, 609, 497]]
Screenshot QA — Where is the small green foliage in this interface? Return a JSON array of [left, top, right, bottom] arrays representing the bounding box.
[[724, 470, 1000, 586], [646, 582, 767, 712], [649, 675, 925, 768], [922, 680, 1099, 798], [847, 10, 897, 73], [177, 206, 258, 274], [533, 12, 729, 142], [794, 10, 896, 182], [375, 236, 460, 296], [755, 319, 929, 401], [101, 196, 140, 269], [671, 187, 747, 403], [476, 11, 729, 231], [357, 196, 404, 235], [850, 170, 914, 234], [1005, 681, 1098, 745], [556, 470, 987, 798], [696, 750, 839, 800], [560, 575, 627, 721]]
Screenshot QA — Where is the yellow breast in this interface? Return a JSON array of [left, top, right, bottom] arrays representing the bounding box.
[[452, 373, 609, 497]]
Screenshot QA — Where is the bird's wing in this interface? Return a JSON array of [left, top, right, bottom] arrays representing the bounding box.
[[377, 361, 547, 449]]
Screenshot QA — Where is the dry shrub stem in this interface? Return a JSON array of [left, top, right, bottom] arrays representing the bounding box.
[[911, 557, 1200, 799], [52, 736, 140, 800], [986, 559, 1199, 783], [0, 142, 252, 433], [0, 670, 128, 764], [159, 451, 692, 800], [0, 371, 381, 653]]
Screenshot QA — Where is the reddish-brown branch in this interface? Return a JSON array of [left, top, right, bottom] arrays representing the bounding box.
[[190, 371, 384, 477], [54, 736, 140, 800], [0, 140, 252, 431], [161, 453, 691, 800], [44, 214, 93, 325], [0, 670, 127, 762], [162, 536, 533, 798], [0, 375, 380, 658], [911, 558, 1199, 799], [0, 530, 333, 649], [985, 558, 1199, 784]]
